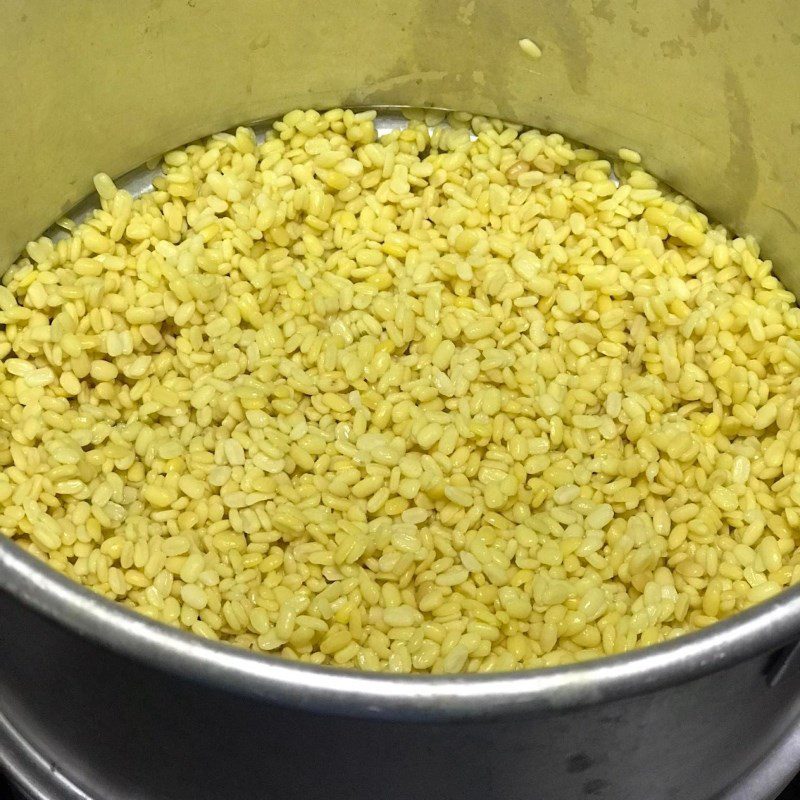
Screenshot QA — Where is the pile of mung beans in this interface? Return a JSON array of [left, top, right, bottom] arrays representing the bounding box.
[[2, 107, 800, 673]]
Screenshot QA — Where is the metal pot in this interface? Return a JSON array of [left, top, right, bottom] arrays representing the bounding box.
[[2, 2, 800, 798]]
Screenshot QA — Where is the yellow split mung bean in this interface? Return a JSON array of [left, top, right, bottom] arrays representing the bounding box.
[[2, 107, 800, 674]]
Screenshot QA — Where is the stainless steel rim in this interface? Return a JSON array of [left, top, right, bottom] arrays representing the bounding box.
[[0, 706, 92, 800], [4, 535, 800, 721]]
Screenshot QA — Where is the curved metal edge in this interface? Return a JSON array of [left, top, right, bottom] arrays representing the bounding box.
[[0, 709, 93, 800], [714, 718, 800, 800], [1, 699, 799, 800], [5, 536, 800, 722]]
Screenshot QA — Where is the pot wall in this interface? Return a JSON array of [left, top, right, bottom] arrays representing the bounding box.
[[2, 586, 800, 800], [1, 0, 800, 289]]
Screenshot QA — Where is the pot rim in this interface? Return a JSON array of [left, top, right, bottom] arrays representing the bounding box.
[[3, 536, 800, 721]]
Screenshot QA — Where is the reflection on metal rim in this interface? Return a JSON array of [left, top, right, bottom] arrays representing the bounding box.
[[0, 707, 92, 800], [4, 505, 800, 720]]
